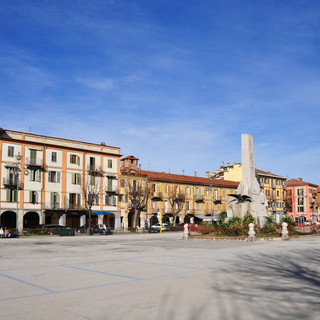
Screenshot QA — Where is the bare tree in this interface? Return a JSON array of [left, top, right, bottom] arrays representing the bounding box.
[[168, 185, 186, 226], [81, 175, 103, 234], [125, 175, 151, 229]]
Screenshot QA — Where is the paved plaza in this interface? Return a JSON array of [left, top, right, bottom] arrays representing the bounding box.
[[1, 232, 319, 320]]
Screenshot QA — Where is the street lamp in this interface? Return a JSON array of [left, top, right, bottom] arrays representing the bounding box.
[[9, 153, 28, 235]]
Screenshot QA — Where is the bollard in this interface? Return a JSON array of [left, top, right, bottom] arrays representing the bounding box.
[[281, 222, 289, 241], [247, 223, 255, 241], [183, 223, 189, 240]]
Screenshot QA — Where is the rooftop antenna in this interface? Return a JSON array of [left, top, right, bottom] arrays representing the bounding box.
[[28, 126, 32, 133]]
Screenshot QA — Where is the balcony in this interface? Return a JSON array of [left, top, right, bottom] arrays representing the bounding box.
[[194, 195, 204, 203], [67, 203, 83, 210], [26, 157, 43, 167], [2, 177, 23, 189], [106, 186, 118, 194], [87, 165, 103, 175], [49, 202, 60, 210], [152, 192, 163, 201], [4, 163, 19, 169]]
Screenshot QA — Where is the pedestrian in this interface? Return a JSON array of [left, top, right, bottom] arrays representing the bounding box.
[[103, 224, 107, 235], [4, 227, 11, 238], [0, 227, 4, 238]]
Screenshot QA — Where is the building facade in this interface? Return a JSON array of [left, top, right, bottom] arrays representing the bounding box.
[[0, 128, 121, 233], [286, 178, 319, 223], [120, 156, 238, 230], [213, 162, 287, 218]]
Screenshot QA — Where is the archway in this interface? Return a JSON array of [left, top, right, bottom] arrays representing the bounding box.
[[184, 214, 193, 223], [150, 215, 158, 226], [1, 211, 16, 228], [162, 214, 171, 224], [103, 212, 115, 229], [128, 209, 140, 228], [23, 211, 39, 228]]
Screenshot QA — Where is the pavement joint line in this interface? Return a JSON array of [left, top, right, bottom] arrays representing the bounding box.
[[0, 292, 53, 302], [121, 259, 199, 269], [59, 264, 142, 280], [0, 273, 56, 293]]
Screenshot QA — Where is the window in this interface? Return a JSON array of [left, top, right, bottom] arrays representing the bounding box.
[[205, 188, 210, 196], [186, 187, 191, 195], [69, 193, 81, 209], [89, 175, 96, 186], [120, 179, 125, 187], [94, 195, 100, 205], [89, 157, 95, 170], [30, 169, 41, 182], [105, 195, 116, 206], [107, 178, 113, 192], [6, 189, 17, 202], [50, 192, 60, 209], [29, 191, 38, 204], [30, 149, 37, 163], [71, 173, 81, 185], [152, 184, 156, 192], [48, 171, 61, 183], [108, 159, 112, 168], [70, 154, 80, 165], [51, 152, 57, 162], [186, 201, 190, 210], [8, 146, 14, 158]]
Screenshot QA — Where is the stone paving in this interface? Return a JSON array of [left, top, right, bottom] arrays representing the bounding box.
[[0, 232, 319, 320]]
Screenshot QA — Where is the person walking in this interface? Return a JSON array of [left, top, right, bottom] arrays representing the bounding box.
[[0, 227, 4, 238]]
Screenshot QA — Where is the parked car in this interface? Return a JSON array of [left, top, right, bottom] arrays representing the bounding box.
[[183, 223, 199, 232], [148, 223, 169, 233], [42, 224, 75, 236], [42, 224, 66, 229]]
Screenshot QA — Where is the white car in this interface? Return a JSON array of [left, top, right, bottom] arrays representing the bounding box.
[[149, 223, 169, 232]]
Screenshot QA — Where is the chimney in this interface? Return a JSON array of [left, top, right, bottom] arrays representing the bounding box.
[[215, 170, 220, 174], [101, 142, 106, 146], [139, 164, 141, 170], [227, 163, 230, 167], [194, 171, 197, 177], [182, 170, 185, 175], [205, 171, 209, 178], [297, 178, 302, 181]]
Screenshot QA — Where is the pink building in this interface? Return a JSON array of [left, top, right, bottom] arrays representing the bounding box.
[[286, 178, 319, 224]]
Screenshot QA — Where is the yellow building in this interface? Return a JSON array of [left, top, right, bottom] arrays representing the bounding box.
[[213, 162, 287, 216], [120, 156, 238, 230]]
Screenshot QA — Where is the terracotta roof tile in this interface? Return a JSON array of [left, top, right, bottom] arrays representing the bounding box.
[[286, 178, 318, 188], [121, 168, 239, 187]]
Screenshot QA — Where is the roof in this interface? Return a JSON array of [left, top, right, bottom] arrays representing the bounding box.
[[1, 128, 120, 151], [121, 155, 140, 161], [121, 168, 239, 188], [255, 169, 286, 179], [286, 178, 318, 188]]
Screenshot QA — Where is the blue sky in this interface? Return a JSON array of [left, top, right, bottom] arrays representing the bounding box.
[[1, 0, 320, 183]]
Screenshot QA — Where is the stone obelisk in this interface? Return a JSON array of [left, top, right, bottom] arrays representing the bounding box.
[[228, 134, 267, 227]]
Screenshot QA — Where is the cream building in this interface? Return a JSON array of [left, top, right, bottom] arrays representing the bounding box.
[[213, 162, 287, 217], [0, 128, 121, 233]]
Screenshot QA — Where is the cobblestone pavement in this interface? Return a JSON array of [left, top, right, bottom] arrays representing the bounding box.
[[1, 233, 319, 320]]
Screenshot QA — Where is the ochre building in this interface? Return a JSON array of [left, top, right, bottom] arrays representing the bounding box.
[[120, 155, 238, 230]]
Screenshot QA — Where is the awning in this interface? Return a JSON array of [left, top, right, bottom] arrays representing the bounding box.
[[195, 215, 220, 222], [93, 211, 121, 219]]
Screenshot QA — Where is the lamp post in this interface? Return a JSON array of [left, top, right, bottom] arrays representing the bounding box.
[[10, 154, 22, 234]]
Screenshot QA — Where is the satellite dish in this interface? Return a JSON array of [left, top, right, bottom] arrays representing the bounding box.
[[24, 169, 29, 176]]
